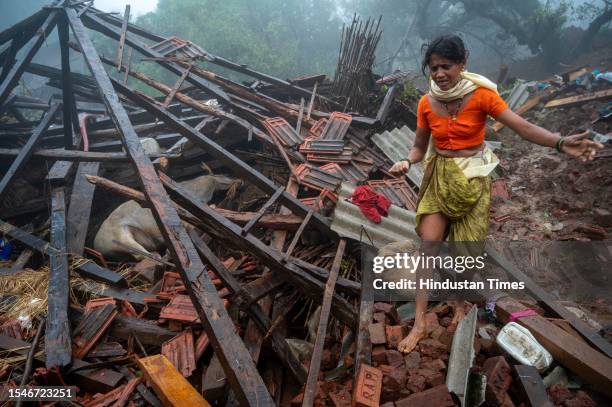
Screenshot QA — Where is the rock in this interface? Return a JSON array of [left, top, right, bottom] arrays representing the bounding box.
[[406, 372, 426, 393], [420, 358, 445, 372], [419, 368, 444, 387], [372, 346, 387, 365], [431, 326, 447, 341], [594, 208, 612, 227]]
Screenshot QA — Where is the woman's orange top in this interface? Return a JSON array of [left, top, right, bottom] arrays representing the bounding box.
[[417, 87, 508, 150]]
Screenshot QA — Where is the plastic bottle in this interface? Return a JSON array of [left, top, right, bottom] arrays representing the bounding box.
[[496, 322, 553, 371]]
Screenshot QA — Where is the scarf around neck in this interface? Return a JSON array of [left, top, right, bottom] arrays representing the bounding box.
[[429, 71, 498, 102]]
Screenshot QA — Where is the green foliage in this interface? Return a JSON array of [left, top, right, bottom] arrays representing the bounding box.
[[398, 78, 418, 103], [135, 0, 343, 80]]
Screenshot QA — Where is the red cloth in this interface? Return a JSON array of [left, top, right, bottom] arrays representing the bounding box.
[[350, 185, 391, 224]]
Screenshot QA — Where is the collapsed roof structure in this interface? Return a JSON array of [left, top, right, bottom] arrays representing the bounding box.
[[0, 1, 611, 406]]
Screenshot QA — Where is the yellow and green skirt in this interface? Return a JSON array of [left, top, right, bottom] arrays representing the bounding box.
[[415, 148, 496, 242]]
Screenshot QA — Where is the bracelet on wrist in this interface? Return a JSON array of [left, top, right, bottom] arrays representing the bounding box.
[[555, 138, 565, 153], [400, 158, 412, 165]]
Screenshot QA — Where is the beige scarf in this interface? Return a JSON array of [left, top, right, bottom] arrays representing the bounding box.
[[429, 71, 498, 102]]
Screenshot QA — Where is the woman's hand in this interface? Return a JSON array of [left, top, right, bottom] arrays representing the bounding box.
[[390, 160, 411, 176], [560, 130, 605, 162]]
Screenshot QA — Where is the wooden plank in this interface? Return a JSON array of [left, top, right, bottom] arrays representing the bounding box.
[[233, 273, 284, 308], [163, 64, 191, 107], [303, 239, 347, 407], [446, 305, 477, 405], [283, 209, 314, 262], [58, 13, 80, 150], [545, 88, 612, 108], [138, 355, 211, 407], [376, 82, 398, 124], [115, 5, 130, 70], [513, 365, 554, 407], [487, 245, 612, 357], [0, 148, 169, 162], [66, 162, 100, 255], [46, 187, 71, 368], [0, 103, 61, 201], [202, 354, 227, 404], [495, 296, 612, 397], [66, 9, 272, 405]]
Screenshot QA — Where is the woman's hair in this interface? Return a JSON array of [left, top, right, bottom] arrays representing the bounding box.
[[421, 35, 468, 75]]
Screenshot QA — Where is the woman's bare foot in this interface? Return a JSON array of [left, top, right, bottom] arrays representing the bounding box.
[[450, 300, 466, 326], [397, 319, 427, 353]]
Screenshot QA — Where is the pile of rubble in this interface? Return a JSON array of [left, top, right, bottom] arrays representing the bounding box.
[[0, 1, 610, 406]]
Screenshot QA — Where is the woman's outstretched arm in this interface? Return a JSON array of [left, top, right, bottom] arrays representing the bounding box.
[[495, 109, 603, 161]]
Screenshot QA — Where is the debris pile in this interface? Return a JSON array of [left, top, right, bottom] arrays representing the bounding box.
[[0, 2, 610, 406]]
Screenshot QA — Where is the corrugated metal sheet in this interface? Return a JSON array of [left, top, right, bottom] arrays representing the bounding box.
[[331, 182, 418, 249], [371, 126, 424, 185], [505, 82, 530, 110]]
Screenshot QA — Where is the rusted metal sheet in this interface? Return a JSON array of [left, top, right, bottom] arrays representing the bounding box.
[[162, 329, 196, 377], [72, 303, 118, 359], [264, 117, 303, 148], [331, 182, 418, 248], [159, 294, 199, 323], [295, 164, 343, 192], [320, 111, 352, 140]]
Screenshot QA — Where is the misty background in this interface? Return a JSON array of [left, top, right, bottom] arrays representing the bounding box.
[[2, 0, 612, 87]]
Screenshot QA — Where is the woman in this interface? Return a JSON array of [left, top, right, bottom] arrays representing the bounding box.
[[389, 35, 603, 353]]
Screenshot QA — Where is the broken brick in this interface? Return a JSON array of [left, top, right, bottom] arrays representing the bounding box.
[[372, 346, 387, 365], [373, 312, 389, 324], [384, 350, 404, 368], [548, 385, 572, 405], [483, 356, 512, 406], [380, 364, 406, 392], [385, 325, 407, 348], [420, 358, 445, 372], [439, 316, 453, 327], [420, 368, 444, 387], [404, 352, 420, 370], [396, 384, 455, 407], [374, 302, 399, 324], [369, 322, 387, 345], [406, 372, 427, 393], [564, 391, 596, 407], [352, 364, 382, 407], [418, 339, 446, 359], [431, 325, 446, 341]]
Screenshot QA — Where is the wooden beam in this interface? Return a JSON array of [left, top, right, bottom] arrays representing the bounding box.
[[45, 187, 71, 368], [495, 296, 612, 397], [0, 148, 171, 162], [355, 244, 376, 376], [513, 365, 554, 407], [138, 355, 211, 407], [58, 13, 80, 150], [303, 239, 347, 406], [545, 88, 612, 108], [241, 186, 284, 236], [115, 5, 130, 70], [376, 82, 398, 124], [487, 245, 612, 357], [0, 103, 61, 201], [66, 9, 272, 405], [66, 162, 100, 255], [163, 64, 191, 107]]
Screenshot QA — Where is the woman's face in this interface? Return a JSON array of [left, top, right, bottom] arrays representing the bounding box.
[[428, 53, 465, 91]]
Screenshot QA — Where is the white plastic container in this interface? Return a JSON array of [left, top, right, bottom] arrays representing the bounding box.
[[496, 322, 553, 371]]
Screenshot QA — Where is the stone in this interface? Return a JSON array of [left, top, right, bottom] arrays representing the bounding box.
[[406, 372, 426, 393], [372, 346, 387, 365], [594, 208, 612, 227], [396, 384, 455, 407], [374, 302, 400, 324], [420, 358, 445, 372], [369, 322, 387, 345]]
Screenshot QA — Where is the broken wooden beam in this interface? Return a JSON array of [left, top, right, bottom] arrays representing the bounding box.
[[115, 5, 130, 70], [487, 245, 612, 357], [58, 12, 80, 150], [46, 186, 71, 368], [66, 9, 273, 405], [513, 365, 554, 407], [0, 147, 169, 162], [303, 239, 347, 407], [495, 296, 612, 397], [138, 354, 211, 407], [545, 88, 612, 108], [354, 244, 376, 376], [0, 103, 61, 201]]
